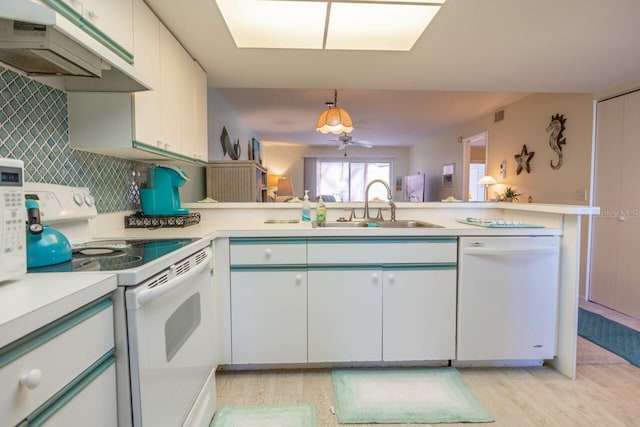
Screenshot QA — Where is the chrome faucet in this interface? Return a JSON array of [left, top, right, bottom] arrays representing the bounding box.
[[364, 179, 396, 221]]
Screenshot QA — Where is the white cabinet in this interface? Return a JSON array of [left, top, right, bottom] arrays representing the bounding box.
[[307, 237, 457, 363], [46, 0, 133, 60], [80, 0, 134, 54], [229, 238, 307, 364], [457, 237, 560, 361], [383, 267, 457, 361], [231, 269, 307, 364], [67, 0, 208, 164], [0, 297, 116, 426], [308, 268, 382, 362], [131, 0, 161, 147], [590, 90, 640, 318]]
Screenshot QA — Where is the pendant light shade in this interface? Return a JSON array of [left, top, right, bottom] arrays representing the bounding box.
[[316, 90, 354, 134]]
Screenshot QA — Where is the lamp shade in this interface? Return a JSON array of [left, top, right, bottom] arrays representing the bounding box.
[[276, 178, 295, 197], [316, 106, 354, 134], [316, 89, 354, 134], [478, 175, 498, 185]]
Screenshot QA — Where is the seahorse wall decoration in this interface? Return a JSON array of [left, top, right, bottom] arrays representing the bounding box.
[[546, 113, 567, 170]]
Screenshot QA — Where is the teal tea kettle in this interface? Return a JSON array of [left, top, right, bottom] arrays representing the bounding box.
[[25, 199, 72, 268]]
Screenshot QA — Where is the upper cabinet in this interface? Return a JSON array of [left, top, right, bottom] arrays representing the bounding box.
[[68, 0, 208, 165], [42, 0, 134, 63]]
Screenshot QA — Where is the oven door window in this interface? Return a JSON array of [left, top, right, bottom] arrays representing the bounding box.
[[165, 293, 201, 362]]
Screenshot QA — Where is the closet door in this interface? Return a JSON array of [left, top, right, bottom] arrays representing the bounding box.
[[590, 95, 624, 308], [615, 90, 640, 318]]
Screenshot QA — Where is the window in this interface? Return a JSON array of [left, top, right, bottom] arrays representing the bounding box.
[[316, 160, 392, 202]]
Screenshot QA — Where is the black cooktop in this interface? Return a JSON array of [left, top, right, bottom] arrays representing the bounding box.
[[29, 239, 196, 273]]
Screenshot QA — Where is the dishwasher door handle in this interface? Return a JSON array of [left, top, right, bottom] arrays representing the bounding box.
[[463, 246, 558, 256], [128, 248, 212, 309]]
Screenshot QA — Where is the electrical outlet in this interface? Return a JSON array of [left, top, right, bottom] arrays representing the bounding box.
[[499, 161, 507, 179], [575, 189, 587, 201]]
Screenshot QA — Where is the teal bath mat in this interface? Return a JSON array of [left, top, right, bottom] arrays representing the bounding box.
[[210, 404, 316, 427], [578, 307, 640, 368], [332, 368, 493, 424]]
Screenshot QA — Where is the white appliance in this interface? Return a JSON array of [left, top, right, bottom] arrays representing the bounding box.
[[457, 236, 561, 361], [0, 158, 26, 282], [24, 182, 217, 426]]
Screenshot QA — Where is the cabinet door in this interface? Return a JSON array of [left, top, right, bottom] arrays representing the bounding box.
[[590, 95, 624, 308], [159, 26, 183, 154], [231, 270, 307, 364], [615, 90, 640, 318], [132, 0, 161, 146], [193, 62, 209, 161], [383, 268, 456, 361], [179, 56, 196, 158], [82, 0, 134, 54], [308, 268, 382, 363]]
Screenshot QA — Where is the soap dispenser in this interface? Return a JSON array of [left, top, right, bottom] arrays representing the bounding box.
[[302, 190, 311, 222], [316, 197, 326, 223]]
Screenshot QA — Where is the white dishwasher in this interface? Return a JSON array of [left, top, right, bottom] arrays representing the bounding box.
[[457, 236, 560, 362]]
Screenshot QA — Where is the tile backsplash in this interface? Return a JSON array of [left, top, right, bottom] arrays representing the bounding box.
[[0, 66, 147, 213]]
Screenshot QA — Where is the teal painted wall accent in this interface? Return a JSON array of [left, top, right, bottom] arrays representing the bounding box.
[[0, 66, 148, 213]]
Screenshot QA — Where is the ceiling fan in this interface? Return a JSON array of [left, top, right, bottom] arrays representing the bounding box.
[[330, 133, 373, 150]]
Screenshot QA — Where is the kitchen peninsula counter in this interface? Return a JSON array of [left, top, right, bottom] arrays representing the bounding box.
[[87, 202, 598, 380]]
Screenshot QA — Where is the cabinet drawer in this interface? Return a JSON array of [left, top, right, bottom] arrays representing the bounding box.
[[308, 237, 457, 264], [230, 238, 306, 265], [0, 299, 114, 426]]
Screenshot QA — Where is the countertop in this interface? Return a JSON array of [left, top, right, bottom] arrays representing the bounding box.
[[0, 273, 117, 348]]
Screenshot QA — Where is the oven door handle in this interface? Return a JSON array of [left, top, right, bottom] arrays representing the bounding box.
[[128, 248, 212, 309]]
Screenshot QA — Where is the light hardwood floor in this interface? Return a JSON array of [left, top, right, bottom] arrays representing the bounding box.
[[216, 301, 640, 426]]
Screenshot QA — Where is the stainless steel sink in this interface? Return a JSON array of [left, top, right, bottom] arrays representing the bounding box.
[[312, 220, 443, 228]]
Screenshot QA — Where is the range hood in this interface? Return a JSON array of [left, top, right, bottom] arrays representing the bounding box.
[[0, 0, 151, 92], [0, 19, 102, 78]]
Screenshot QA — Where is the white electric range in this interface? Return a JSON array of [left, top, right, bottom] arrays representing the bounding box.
[[25, 183, 216, 427]]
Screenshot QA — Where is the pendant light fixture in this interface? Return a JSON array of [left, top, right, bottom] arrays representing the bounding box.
[[316, 89, 354, 135]]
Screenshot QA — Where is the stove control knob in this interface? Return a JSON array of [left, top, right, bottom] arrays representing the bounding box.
[[84, 194, 95, 207], [73, 193, 84, 206]]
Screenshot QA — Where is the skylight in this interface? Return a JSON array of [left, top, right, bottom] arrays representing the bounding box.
[[215, 0, 446, 51]]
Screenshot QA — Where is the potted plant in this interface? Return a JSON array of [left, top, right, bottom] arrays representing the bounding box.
[[501, 186, 522, 202]]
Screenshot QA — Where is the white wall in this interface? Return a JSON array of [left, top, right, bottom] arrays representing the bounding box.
[[262, 144, 411, 199], [207, 88, 257, 161], [410, 93, 594, 204]]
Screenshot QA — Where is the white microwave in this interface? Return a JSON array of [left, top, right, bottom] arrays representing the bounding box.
[[0, 158, 26, 282]]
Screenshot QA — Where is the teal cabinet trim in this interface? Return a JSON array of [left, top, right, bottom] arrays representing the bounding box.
[[0, 296, 112, 369], [132, 141, 208, 166], [230, 237, 307, 245], [19, 350, 116, 427], [382, 263, 457, 270], [308, 264, 382, 271], [231, 265, 307, 272], [41, 0, 134, 63], [307, 263, 456, 271], [307, 237, 457, 244]]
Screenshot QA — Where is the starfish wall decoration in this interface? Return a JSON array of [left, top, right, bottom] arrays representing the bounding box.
[[514, 144, 535, 175]]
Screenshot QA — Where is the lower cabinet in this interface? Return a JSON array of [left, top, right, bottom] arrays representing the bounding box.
[[0, 297, 116, 426], [383, 267, 457, 361], [228, 236, 458, 365], [308, 268, 383, 363], [231, 268, 307, 364]]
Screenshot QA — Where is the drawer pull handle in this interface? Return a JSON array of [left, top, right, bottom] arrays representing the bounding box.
[[20, 369, 43, 389], [388, 273, 395, 283], [371, 273, 379, 283], [265, 248, 272, 258], [295, 274, 302, 284]]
